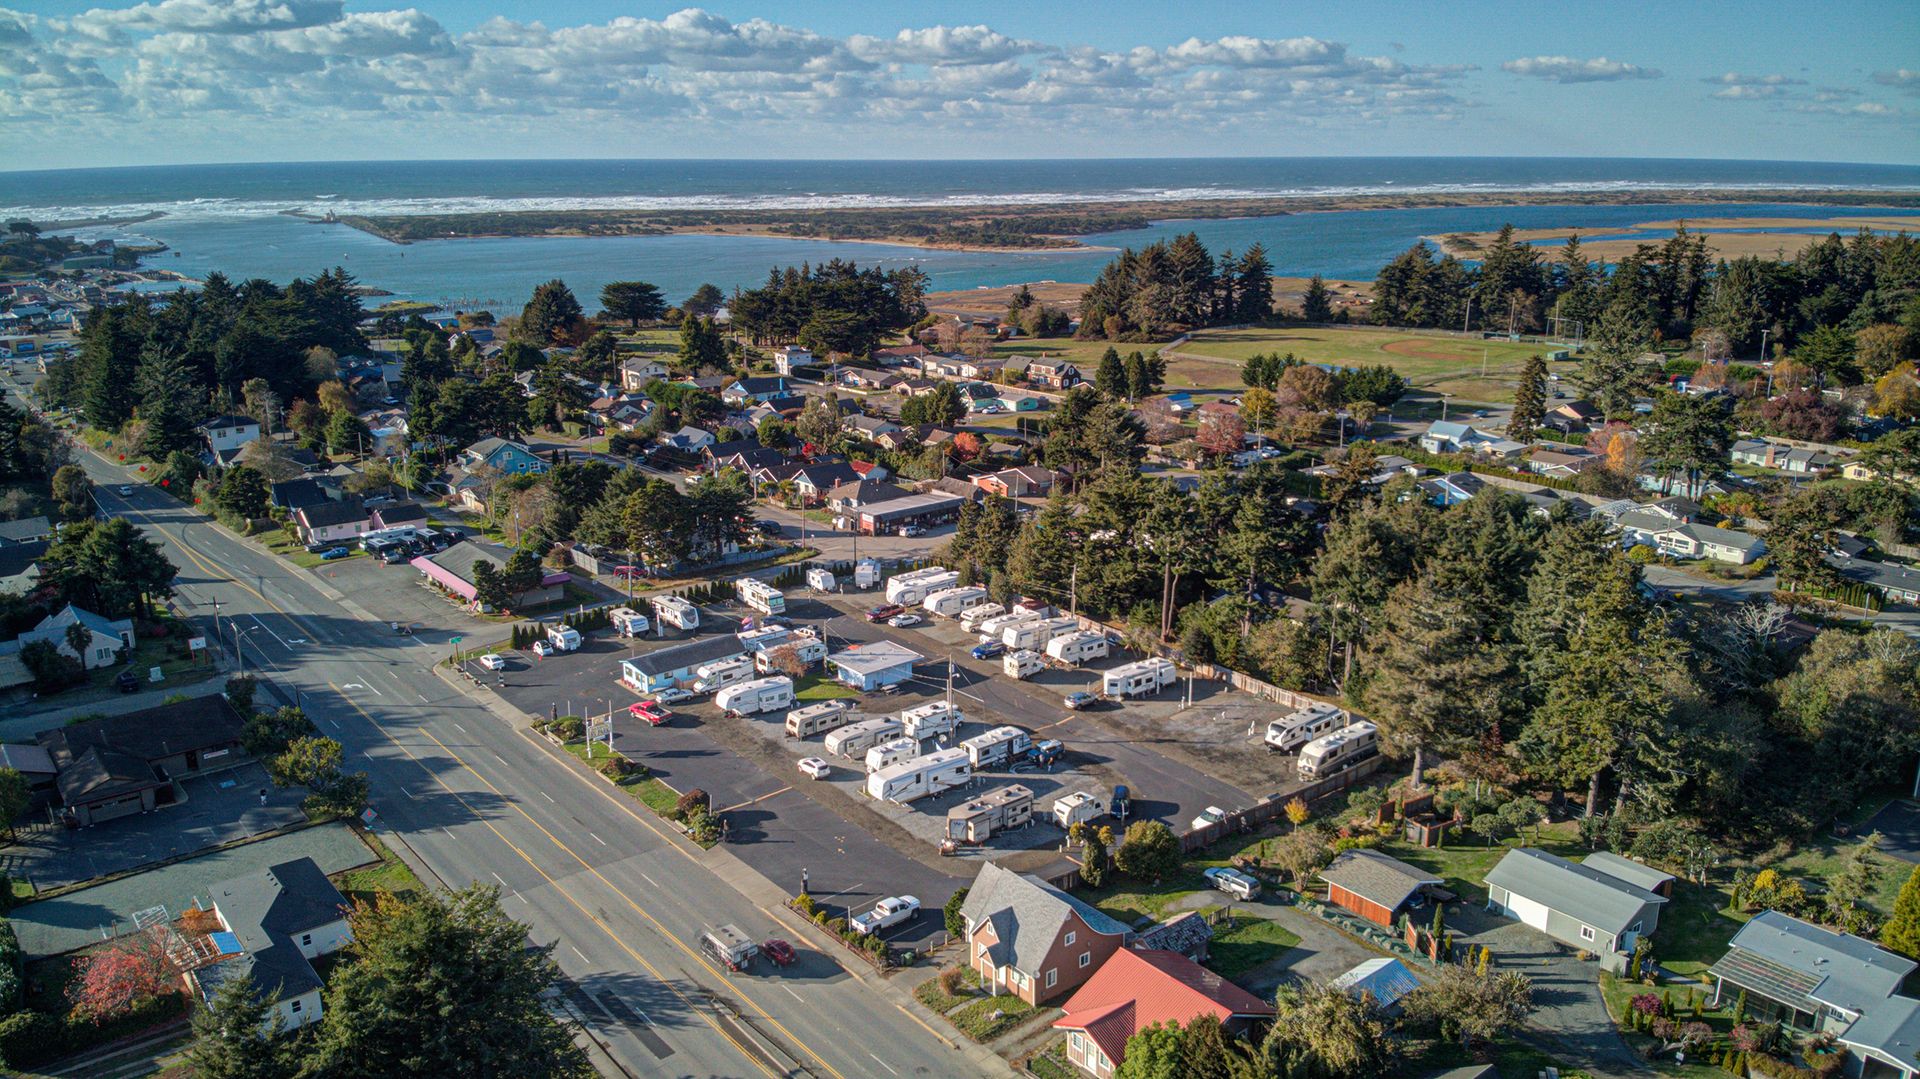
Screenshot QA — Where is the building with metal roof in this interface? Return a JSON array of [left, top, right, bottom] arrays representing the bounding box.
[[1483, 847, 1667, 960]]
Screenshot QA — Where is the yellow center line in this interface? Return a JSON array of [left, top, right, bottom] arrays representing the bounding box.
[[326, 684, 778, 1079], [719, 785, 792, 815]]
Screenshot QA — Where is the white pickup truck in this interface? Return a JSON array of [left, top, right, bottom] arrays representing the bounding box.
[[850, 895, 920, 936]]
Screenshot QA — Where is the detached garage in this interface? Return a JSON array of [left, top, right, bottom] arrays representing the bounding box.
[[1484, 848, 1668, 963]]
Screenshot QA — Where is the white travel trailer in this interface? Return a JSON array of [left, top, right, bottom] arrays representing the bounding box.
[[946, 785, 1035, 844], [650, 594, 700, 632], [1102, 657, 1178, 699], [692, 655, 756, 693], [853, 559, 881, 589], [864, 737, 921, 773], [785, 700, 856, 738], [923, 586, 989, 618], [884, 567, 959, 606], [609, 607, 650, 636], [824, 716, 905, 759], [736, 577, 786, 616], [1045, 630, 1109, 667], [805, 566, 836, 592], [958, 603, 1006, 632], [961, 726, 1033, 769], [1052, 791, 1106, 830], [1002, 650, 1046, 680], [545, 625, 582, 653], [900, 701, 963, 741], [866, 748, 972, 804], [1263, 702, 1348, 753], [755, 636, 827, 673], [1297, 722, 1379, 781], [976, 611, 1040, 640], [715, 676, 794, 716], [1004, 616, 1077, 651], [736, 625, 793, 653]]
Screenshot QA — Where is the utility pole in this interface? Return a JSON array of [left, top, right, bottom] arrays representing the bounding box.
[[1069, 562, 1078, 617], [1461, 297, 1472, 334]]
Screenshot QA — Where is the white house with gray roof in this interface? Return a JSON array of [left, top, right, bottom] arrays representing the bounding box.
[[193, 857, 352, 1030], [1709, 910, 1920, 1077], [1483, 847, 1667, 963]]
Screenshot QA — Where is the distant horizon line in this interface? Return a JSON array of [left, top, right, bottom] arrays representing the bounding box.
[[5, 153, 1919, 178]]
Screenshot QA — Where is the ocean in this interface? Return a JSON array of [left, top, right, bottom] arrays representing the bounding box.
[[3, 157, 1915, 309]]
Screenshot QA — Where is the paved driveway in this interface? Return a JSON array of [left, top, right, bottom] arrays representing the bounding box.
[[1456, 906, 1644, 1077]]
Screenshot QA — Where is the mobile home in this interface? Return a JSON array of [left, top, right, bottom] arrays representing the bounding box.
[[755, 636, 827, 673], [714, 676, 794, 716], [692, 655, 756, 693], [958, 603, 1006, 632], [1297, 721, 1379, 781], [866, 748, 972, 804], [1101, 657, 1177, 699], [1004, 616, 1078, 651], [1263, 702, 1347, 753], [609, 606, 650, 636], [785, 700, 857, 738], [805, 566, 837, 592], [961, 725, 1033, 769], [923, 586, 989, 618], [824, 716, 905, 758], [650, 594, 700, 632], [1052, 791, 1106, 829], [885, 567, 959, 606], [1044, 630, 1109, 666], [1002, 649, 1046, 680], [900, 701, 963, 740], [736, 577, 787, 616], [864, 737, 921, 774], [946, 785, 1035, 844]]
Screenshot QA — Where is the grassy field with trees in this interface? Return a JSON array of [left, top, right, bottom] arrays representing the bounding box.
[[1172, 326, 1552, 403]]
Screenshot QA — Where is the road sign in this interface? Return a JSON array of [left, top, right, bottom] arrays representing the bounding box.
[[450, 636, 464, 644], [187, 637, 207, 651]]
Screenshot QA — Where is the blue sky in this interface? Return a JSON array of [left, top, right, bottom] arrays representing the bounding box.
[[1, 0, 1915, 167]]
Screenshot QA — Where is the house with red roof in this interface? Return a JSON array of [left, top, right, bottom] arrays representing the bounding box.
[[1053, 947, 1275, 1077]]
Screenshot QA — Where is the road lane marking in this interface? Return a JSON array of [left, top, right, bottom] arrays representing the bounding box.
[[571, 945, 589, 963], [589, 832, 606, 845], [453, 722, 468, 734], [492, 871, 509, 887], [540, 791, 555, 802], [443, 827, 456, 839], [869, 1053, 898, 1075], [784, 986, 803, 1002], [251, 614, 291, 649], [641, 873, 659, 888]]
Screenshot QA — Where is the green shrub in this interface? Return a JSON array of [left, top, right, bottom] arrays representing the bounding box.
[[596, 755, 631, 780], [551, 714, 585, 740], [793, 893, 817, 917], [0, 1009, 59, 1069]]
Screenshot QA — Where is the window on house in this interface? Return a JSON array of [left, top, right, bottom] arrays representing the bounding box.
[[1046, 969, 1057, 989], [1070, 1032, 1085, 1054], [1079, 952, 1091, 969], [1064, 931, 1075, 947], [1580, 926, 1596, 942], [301, 934, 312, 947], [290, 1000, 302, 1012]]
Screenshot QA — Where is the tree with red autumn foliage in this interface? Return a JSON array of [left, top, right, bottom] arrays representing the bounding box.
[[1196, 411, 1247, 458], [70, 929, 177, 1020], [950, 431, 984, 462]]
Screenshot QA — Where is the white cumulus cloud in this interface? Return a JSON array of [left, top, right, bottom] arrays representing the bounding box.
[[1501, 55, 1662, 83]]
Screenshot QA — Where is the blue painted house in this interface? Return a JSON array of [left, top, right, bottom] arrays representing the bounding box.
[[826, 641, 922, 691], [457, 438, 548, 476], [619, 635, 747, 694]]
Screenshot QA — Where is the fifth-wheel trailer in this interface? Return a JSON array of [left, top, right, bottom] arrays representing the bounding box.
[[867, 748, 972, 804]]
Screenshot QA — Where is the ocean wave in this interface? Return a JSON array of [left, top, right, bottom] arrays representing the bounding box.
[[4, 178, 1918, 223]]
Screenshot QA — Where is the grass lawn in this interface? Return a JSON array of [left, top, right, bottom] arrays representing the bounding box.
[[951, 992, 1039, 1042], [332, 830, 424, 903], [1077, 870, 1208, 927], [988, 336, 1120, 368], [1206, 909, 1302, 981], [261, 528, 360, 568], [561, 741, 689, 821], [913, 968, 977, 1014], [1376, 823, 1588, 906], [794, 673, 858, 701], [1172, 325, 1556, 404], [1024, 1040, 1078, 1079]]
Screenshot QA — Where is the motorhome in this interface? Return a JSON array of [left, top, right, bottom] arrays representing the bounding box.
[[714, 676, 794, 716], [650, 594, 700, 632], [866, 748, 972, 804], [1102, 657, 1178, 699], [805, 566, 836, 592], [1052, 791, 1106, 829], [359, 525, 420, 548], [1045, 630, 1109, 666], [961, 726, 1032, 769], [946, 785, 1035, 844], [692, 656, 756, 693], [884, 567, 959, 606], [1004, 616, 1078, 651], [900, 701, 962, 741], [544, 625, 583, 653], [1263, 702, 1347, 753], [922, 586, 989, 618], [785, 700, 856, 738], [754, 636, 827, 673], [1297, 722, 1379, 781], [853, 559, 881, 589], [958, 603, 1006, 632], [824, 716, 905, 759], [736, 577, 786, 616], [976, 610, 1039, 641], [609, 606, 650, 636], [1002, 649, 1046, 680], [864, 737, 921, 773]]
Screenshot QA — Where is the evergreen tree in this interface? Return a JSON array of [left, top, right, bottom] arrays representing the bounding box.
[[1233, 245, 1274, 323], [1363, 574, 1510, 788], [185, 972, 289, 1079], [676, 316, 728, 374], [900, 381, 964, 426], [1095, 346, 1127, 397], [1178, 1013, 1235, 1079], [1581, 292, 1655, 420], [1301, 274, 1334, 323], [1508, 355, 1548, 443], [137, 350, 203, 457], [1639, 393, 1732, 498], [1555, 234, 1601, 334], [1124, 351, 1150, 400], [1474, 223, 1546, 330], [598, 281, 665, 327], [1883, 864, 1920, 959], [519, 279, 583, 344], [682, 283, 725, 320]]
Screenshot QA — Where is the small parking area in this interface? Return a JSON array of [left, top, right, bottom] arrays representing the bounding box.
[[0, 760, 306, 892]]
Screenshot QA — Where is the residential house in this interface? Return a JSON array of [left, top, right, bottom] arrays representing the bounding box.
[[1417, 472, 1486, 507], [828, 479, 906, 516], [1484, 847, 1667, 961], [37, 694, 248, 826], [875, 426, 932, 452], [1579, 851, 1676, 897], [0, 742, 58, 810], [1301, 454, 1425, 488], [1026, 361, 1082, 390], [368, 502, 427, 531], [928, 475, 985, 502], [772, 346, 814, 375], [0, 539, 48, 597], [294, 499, 370, 545], [195, 858, 352, 1030], [197, 415, 263, 457], [1614, 510, 1767, 565], [1418, 421, 1527, 458], [620, 357, 669, 391], [1709, 910, 1920, 1078], [1053, 948, 1274, 1078], [959, 861, 1132, 1005], [825, 640, 922, 691], [0, 515, 52, 545], [1732, 439, 1837, 475], [894, 378, 940, 398], [412, 543, 569, 611], [1831, 554, 1920, 605], [1318, 849, 1445, 928], [457, 438, 547, 476], [619, 635, 749, 695], [0, 603, 136, 670], [973, 466, 1057, 499], [1545, 400, 1603, 432], [1528, 447, 1599, 479], [722, 376, 789, 405], [872, 344, 928, 365], [661, 426, 716, 454], [790, 462, 863, 505], [844, 414, 903, 441], [707, 441, 785, 474]]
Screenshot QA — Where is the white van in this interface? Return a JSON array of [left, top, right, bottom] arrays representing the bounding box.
[[1002, 650, 1046, 680], [715, 676, 794, 716], [692, 656, 755, 694], [1264, 703, 1346, 753], [1297, 722, 1379, 781], [864, 737, 920, 773]]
